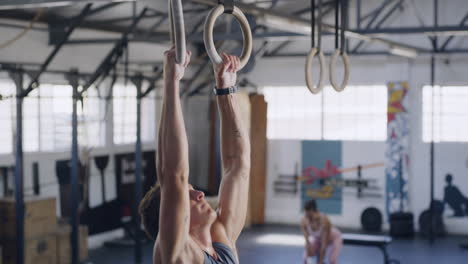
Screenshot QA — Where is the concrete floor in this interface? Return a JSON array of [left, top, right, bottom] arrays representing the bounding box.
[[88, 225, 468, 264]]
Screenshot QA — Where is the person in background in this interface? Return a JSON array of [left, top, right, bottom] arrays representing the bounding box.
[[443, 173, 468, 217], [301, 200, 343, 264]]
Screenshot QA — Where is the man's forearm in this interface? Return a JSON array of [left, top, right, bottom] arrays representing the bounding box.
[[216, 94, 250, 174], [158, 79, 189, 186], [156, 83, 167, 181]]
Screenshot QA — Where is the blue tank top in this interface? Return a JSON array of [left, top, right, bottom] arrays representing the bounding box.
[[204, 242, 237, 264]]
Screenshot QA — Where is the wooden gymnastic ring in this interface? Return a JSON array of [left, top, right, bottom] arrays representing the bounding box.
[[305, 47, 326, 94], [169, 0, 186, 64], [203, 5, 252, 69], [329, 49, 350, 92]]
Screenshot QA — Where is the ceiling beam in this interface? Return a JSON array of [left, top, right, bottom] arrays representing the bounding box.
[[354, 25, 468, 36], [440, 12, 468, 51], [264, 48, 468, 58], [353, 0, 405, 52], [188, 0, 429, 53], [86, 2, 126, 17], [0, 8, 154, 34], [62, 24, 468, 45], [0, 0, 134, 10], [89, 14, 161, 24]]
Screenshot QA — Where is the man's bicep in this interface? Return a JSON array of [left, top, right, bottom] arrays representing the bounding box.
[[158, 184, 190, 262], [217, 169, 250, 241]]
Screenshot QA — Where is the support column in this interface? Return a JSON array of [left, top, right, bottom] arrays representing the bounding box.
[[132, 74, 144, 264], [429, 0, 439, 244], [66, 70, 80, 264], [10, 69, 25, 264]]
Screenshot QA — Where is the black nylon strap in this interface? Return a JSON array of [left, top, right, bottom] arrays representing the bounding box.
[[318, 0, 322, 50], [220, 0, 234, 14], [311, 0, 315, 48], [335, 0, 339, 50], [340, 0, 347, 53], [213, 85, 238, 95]]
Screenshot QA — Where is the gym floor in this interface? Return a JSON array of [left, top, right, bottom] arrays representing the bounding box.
[[89, 225, 468, 264]]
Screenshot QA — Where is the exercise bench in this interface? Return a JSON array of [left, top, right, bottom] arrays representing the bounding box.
[[342, 233, 399, 264]]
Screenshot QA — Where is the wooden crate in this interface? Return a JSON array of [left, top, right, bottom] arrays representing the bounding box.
[[0, 197, 57, 240], [2, 234, 57, 264], [56, 224, 88, 264]]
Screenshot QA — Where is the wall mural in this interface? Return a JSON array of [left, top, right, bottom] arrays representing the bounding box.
[[301, 141, 343, 215], [386, 82, 410, 215]]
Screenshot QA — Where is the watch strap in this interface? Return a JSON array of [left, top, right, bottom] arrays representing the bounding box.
[[213, 85, 238, 95]]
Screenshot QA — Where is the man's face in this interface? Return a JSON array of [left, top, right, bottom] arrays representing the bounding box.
[[188, 185, 216, 229]]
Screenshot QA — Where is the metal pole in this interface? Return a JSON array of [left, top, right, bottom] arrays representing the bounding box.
[[132, 74, 144, 264], [10, 68, 25, 264], [429, 0, 438, 244], [67, 70, 80, 264], [321, 90, 324, 140], [429, 54, 436, 244]]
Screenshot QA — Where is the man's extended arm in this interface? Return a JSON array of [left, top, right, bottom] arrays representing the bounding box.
[[215, 54, 251, 242], [157, 48, 192, 263]]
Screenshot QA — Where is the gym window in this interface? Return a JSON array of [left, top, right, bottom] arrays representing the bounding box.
[[0, 82, 106, 153], [423, 85, 468, 142], [0, 79, 15, 154], [263, 85, 387, 141], [113, 84, 156, 145], [38, 84, 106, 151], [113, 83, 137, 144], [0, 79, 41, 153]]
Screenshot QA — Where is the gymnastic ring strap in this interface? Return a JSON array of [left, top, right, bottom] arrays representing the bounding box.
[[305, 48, 326, 94], [219, 0, 234, 14], [329, 49, 350, 92], [169, 0, 186, 64], [203, 5, 252, 69]]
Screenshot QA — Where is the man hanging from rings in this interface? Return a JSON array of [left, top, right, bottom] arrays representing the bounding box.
[[139, 47, 250, 264]]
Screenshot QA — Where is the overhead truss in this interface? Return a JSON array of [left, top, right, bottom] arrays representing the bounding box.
[[0, 0, 467, 57], [0, 0, 134, 10]]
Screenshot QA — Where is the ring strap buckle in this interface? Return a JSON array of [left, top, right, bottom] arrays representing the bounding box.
[[219, 0, 234, 14]]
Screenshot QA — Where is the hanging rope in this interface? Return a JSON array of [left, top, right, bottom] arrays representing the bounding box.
[[329, 0, 350, 92], [0, 9, 44, 49], [305, 0, 326, 94]]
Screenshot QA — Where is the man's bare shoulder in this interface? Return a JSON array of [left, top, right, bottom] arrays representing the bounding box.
[[153, 236, 205, 264], [210, 218, 239, 259]]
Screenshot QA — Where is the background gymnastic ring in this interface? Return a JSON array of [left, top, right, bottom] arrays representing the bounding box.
[[203, 5, 252, 69], [169, 0, 186, 64], [305, 47, 326, 94], [329, 49, 350, 92]]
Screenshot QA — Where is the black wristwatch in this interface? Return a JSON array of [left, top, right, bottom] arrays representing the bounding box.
[[213, 85, 238, 96]]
